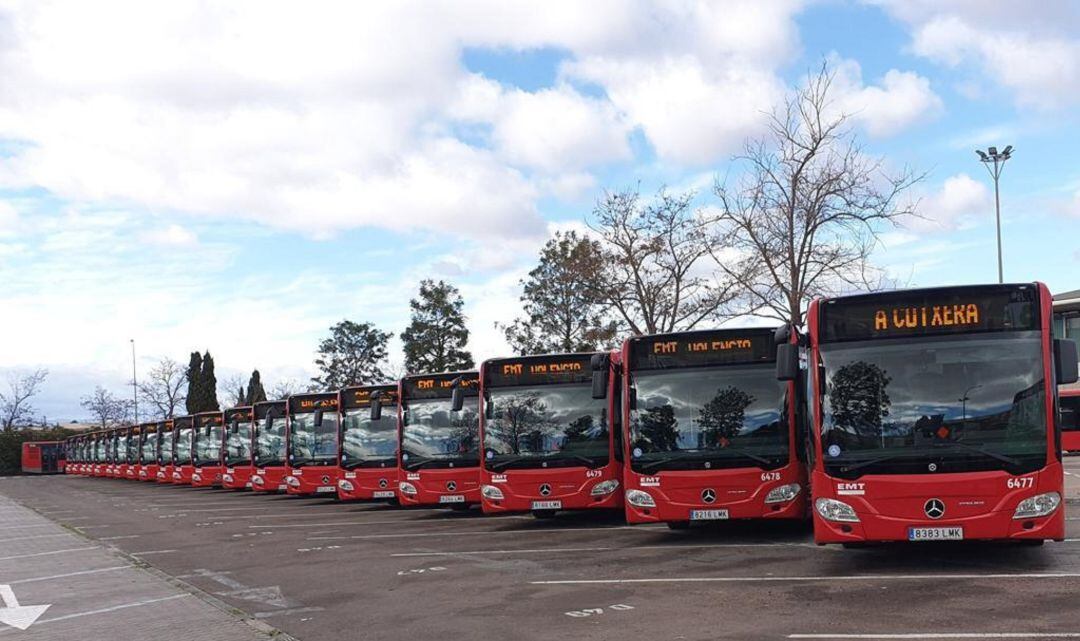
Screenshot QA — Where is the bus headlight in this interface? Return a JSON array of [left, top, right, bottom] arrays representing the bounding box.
[[590, 479, 620, 496], [1013, 492, 1061, 519], [252, 476, 264, 486], [481, 485, 504, 500], [399, 482, 417, 496], [625, 489, 656, 508], [192, 474, 202, 483], [764, 483, 801, 504], [815, 497, 859, 523], [222, 474, 234, 484], [338, 479, 354, 492], [285, 476, 300, 487]]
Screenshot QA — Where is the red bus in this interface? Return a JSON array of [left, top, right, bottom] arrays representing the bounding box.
[[478, 352, 624, 518], [797, 283, 1078, 545], [222, 406, 255, 490], [124, 425, 141, 480], [1060, 389, 1080, 452], [63, 436, 81, 475], [622, 328, 805, 529], [397, 371, 480, 509], [156, 420, 175, 483], [107, 428, 123, 478], [21, 441, 64, 474], [337, 385, 399, 502], [91, 431, 106, 477], [192, 411, 225, 487], [285, 393, 341, 496], [171, 416, 195, 484], [138, 423, 159, 481], [251, 400, 287, 493]]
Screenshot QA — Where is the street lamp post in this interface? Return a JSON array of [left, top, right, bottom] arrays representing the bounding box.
[[975, 145, 1013, 284], [130, 339, 138, 424]]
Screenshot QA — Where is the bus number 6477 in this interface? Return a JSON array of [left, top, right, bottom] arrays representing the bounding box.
[[1007, 477, 1034, 490]]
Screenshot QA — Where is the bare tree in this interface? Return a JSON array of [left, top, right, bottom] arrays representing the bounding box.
[[589, 187, 738, 335], [712, 63, 923, 325], [137, 357, 187, 419], [268, 378, 303, 400], [0, 369, 48, 431], [81, 386, 133, 429], [219, 373, 246, 407]]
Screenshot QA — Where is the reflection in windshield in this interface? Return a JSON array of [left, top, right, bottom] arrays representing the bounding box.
[[341, 409, 397, 468], [115, 435, 128, 463], [254, 417, 285, 467], [629, 364, 787, 471], [402, 399, 479, 467], [484, 384, 608, 467], [194, 426, 222, 466], [141, 434, 155, 463], [820, 332, 1046, 476], [225, 422, 253, 465], [175, 428, 193, 465], [289, 413, 339, 465], [159, 432, 173, 464]]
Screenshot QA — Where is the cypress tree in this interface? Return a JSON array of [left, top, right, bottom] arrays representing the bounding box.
[[184, 352, 202, 414], [245, 370, 267, 405], [198, 351, 221, 412]]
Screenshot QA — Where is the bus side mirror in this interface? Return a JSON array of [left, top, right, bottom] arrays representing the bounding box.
[[450, 377, 464, 412], [776, 344, 799, 381], [628, 386, 637, 410], [265, 415, 274, 429], [483, 392, 494, 420], [1055, 339, 1079, 385], [230, 419, 239, 434], [314, 409, 324, 427], [370, 391, 383, 420], [591, 354, 610, 400]]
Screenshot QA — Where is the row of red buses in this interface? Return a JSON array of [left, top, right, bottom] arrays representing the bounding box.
[[62, 282, 1079, 548]]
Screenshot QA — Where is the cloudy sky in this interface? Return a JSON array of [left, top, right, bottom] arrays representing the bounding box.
[[2, 0, 1079, 421]]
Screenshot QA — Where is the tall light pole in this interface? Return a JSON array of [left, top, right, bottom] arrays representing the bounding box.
[[130, 339, 138, 424], [975, 145, 1013, 284]]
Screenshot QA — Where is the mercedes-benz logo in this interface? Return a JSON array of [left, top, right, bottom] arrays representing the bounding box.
[[321, 475, 330, 484], [379, 478, 388, 488], [539, 483, 552, 496], [924, 498, 945, 519], [701, 489, 717, 504], [446, 481, 457, 491]]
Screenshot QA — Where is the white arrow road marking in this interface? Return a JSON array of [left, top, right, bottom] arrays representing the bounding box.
[[0, 585, 50, 631]]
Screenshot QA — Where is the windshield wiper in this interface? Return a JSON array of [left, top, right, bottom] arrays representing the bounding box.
[[637, 453, 708, 472], [488, 455, 528, 471], [933, 440, 1022, 467], [837, 453, 910, 474], [403, 455, 435, 471]]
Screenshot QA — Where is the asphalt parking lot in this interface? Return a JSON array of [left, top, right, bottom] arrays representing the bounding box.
[[6, 464, 1080, 641]]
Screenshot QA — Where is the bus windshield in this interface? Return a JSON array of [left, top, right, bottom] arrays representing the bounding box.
[[140, 434, 155, 463], [288, 412, 339, 466], [629, 363, 788, 473], [254, 417, 285, 467], [175, 428, 193, 465], [401, 398, 479, 470], [115, 435, 128, 463], [159, 432, 172, 464], [194, 426, 222, 466], [484, 383, 608, 470], [819, 332, 1047, 478], [341, 408, 397, 469], [225, 422, 253, 466]]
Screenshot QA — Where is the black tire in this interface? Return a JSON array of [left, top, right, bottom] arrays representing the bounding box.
[[666, 521, 691, 530], [532, 509, 558, 519]]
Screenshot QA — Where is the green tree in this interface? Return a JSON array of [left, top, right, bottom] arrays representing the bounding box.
[[312, 320, 392, 390], [197, 352, 221, 412], [828, 360, 891, 441], [499, 231, 618, 355], [245, 370, 267, 405], [184, 352, 202, 414], [698, 386, 755, 446], [401, 280, 473, 374]]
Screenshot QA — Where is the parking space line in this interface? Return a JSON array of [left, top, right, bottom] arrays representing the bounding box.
[[130, 549, 178, 556], [531, 572, 1080, 585], [10, 566, 129, 585], [0, 524, 51, 531], [0, 594, 189, 632], [310, 524, 670, 540], [99, 535, 141, 541], [249, 518, 526, 529], [0, 546, 97, 562], [0, 533, 74, 543], [391, 541, 819, 557], [790, 630, 1080, 634]]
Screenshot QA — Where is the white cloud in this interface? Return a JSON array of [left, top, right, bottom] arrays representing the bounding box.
[[0, 201, 17, 236], [831, 58, 943, 137], [908, 173, 991, 232], [870, 2, 1080, 108], [141, 224, 197, 247]]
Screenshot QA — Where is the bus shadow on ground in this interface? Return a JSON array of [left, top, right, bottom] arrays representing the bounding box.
[[822, 540, 1058, 573]]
